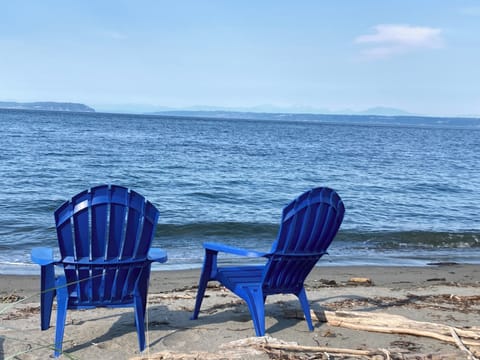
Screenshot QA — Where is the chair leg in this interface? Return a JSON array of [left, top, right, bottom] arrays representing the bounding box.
[[244, 288, 266, 336], [54, 277, 68, 358], [191, 250, 217, 320], [40, 264, 56, 330], [297, 287, 314, 331], [134, 294, 147, 352], [134, 269, 150, 352]]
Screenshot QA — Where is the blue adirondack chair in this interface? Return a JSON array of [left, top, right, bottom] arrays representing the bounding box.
[[191, 187, 345, 336], [31, 185, 167, 357]]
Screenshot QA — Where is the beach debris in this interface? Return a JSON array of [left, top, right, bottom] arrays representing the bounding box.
[[0, 293, 24, 303], [347, 277, 374, 286], [150, 293, 195, 301], [131, 351, 239, 359], [323, 293, 480, 313], [427, 262, 459, 266], [308, 277, 375, 287], [426, 277, 447, 282], [1, 305, 40, 320], [309, 279, 339, 287], [221, 336, 390, 358], [389, 340, 422, 352]]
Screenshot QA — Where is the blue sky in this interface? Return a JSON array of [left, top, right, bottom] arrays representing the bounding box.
[[1, 1, 479, 116]]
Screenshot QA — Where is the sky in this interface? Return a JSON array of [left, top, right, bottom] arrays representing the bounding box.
[[1, 0, 480, 117]]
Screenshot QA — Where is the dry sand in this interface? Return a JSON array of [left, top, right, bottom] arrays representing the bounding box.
[[1, 264, 479, 359]]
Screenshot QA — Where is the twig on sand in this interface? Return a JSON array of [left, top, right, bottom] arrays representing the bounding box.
[[450, 327, 480, 360]]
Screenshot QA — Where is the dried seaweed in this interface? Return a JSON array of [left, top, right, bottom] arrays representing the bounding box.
[[324, 294, 480, 313], [0, 293, 25, 303]]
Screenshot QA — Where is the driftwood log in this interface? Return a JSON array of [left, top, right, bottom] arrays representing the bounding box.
[[315, 310, 480, 346], [314, 310, 480, 359]]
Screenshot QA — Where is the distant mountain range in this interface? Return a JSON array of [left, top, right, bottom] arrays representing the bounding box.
[[137, 105, 414, 117], [149, 109, 480, 128], [0, 101, 95, 112], [356, 106, 413, 116]]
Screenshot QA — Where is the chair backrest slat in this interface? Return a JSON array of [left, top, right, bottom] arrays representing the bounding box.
[[263, 187, 345, 293], [107, 186, 129, 260], [56, 202, 75, 260], [122, 190, 144, 259], [136, 201, 159, 256], [91, 185, 110, 259]]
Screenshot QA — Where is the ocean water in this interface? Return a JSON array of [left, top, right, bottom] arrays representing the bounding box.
[[0, 109, 479, 274]]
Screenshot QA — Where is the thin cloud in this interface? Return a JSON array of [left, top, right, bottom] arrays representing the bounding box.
[[355, 24, 443, 60], [459, 6, 480, 16], [102, 30, 128, 40]]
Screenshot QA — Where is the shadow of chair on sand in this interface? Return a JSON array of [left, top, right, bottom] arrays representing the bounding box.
[[1, 335, 4, 360], [56, 304, 170, 356], [55, 292, 392, 357]]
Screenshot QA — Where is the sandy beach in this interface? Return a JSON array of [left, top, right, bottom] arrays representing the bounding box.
[[1, 264, 479, 359]]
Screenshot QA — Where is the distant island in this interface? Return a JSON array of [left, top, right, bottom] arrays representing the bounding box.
[[0, 101, 95, 112]]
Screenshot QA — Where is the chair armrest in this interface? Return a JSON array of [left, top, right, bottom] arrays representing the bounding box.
[[203, 242, 268, 258], [31, 247, 56, 266], [148, 248, 168, 263]]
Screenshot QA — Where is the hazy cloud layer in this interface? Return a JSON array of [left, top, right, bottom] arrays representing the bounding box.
[[355, 24, 443, 59]]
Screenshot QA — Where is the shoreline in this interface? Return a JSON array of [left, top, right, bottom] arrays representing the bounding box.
[[2, 263, 479, 295], [1, 264, 479, 359]]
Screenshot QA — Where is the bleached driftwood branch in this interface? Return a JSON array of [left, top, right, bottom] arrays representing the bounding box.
[[314, 310, 480, 347]]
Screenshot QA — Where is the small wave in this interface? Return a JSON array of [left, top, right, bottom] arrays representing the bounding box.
[[155, 224, 480, 250], [336, 230, 480, 249]]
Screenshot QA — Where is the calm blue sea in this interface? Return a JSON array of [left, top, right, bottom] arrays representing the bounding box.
[[1, 109, 479, 274]]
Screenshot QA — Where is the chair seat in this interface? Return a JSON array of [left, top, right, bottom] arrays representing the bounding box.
[[216, 265, 264, 291]]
